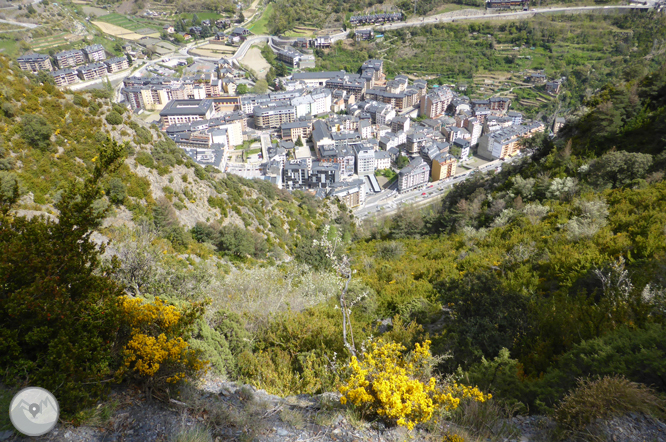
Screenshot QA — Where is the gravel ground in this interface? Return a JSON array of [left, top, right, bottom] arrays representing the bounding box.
[[2, 378, 666, 442]]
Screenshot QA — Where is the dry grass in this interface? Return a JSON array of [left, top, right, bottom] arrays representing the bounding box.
[[91, 21, 144, 40], [435, 399, 521, 442], [280, 408, 305, 429], [171, 426, 213, 442], [555, 375, 666, 436]]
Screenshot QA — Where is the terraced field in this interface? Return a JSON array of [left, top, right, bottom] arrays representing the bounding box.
[[31, 32, 84, 51]]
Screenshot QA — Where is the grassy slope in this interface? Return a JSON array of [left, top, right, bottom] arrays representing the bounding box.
[[248, 3, 274, 35]]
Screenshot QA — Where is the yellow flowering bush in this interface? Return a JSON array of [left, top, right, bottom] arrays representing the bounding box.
[[339, 340, 490, 430], [117, 296, 207, 391]]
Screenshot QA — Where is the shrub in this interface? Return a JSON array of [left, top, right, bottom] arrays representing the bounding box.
[[375, 241, 404, 260], [116, 296, 207, 395], [339, 340, 490, 430], [106, 111, 123, 126], [555, 376, 666, 434], [21, 114, 53, 151], [136, 151, 155, 168], [106, 177, 127, 205]]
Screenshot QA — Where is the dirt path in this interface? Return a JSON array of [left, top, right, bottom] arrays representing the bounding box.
[[240, 46, 270, 79]]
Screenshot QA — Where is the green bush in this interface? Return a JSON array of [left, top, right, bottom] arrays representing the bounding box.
[[106, 177, 127, 205], [21, 114, 53, 151], [105, 111, 123, 126], [136, 151, 155, 168]]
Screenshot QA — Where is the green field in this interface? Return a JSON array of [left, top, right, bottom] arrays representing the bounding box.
[[248, 3, 273, 35], [0, 38, 18, 57], [96, 13, 162, 31]]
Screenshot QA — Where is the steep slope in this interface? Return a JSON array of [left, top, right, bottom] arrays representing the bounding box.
[[0, 56, 347, 258]]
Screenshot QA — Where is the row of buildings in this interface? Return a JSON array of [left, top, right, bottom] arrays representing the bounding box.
[[50, 57, 129, 87], [18, 44, 107, 73], [122, 65, 245, 112]]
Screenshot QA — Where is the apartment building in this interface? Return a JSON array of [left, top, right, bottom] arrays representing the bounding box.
[[77, 62, 108, 81], [350, 12, 403, 25], [398, 157, 430, 193], [55, 50, 85, 69], [420, 87, 454, 118], [477, 121, 545, 160], [325, 75, 366, 100], [50, 68, 79, 87], [159, 99, 215, 127], [374, 150, 391, 170], [104, 56, 129, 73], [17, 53, 53, 72], [354, 144, 376, 176], [281, 120, 312, 141], [83, 44, 106, 62], [276, 47, 303, 68], [253, 104, 296, 129], [431, 152, 457, 181], [355, 29, 374, 41], [329, 179, 366, 208]]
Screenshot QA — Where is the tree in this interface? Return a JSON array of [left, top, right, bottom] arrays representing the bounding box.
[[253, 79, 268, 93], [192, 13, 200, 25], [275, 62, 288, 77], [587, 150, 653, 189], [396, 155, 409, 169], [37, 70, 55, 85], [186, 57, 194, 66], [0, 141, 127, 415], [216, 225, 266, 258], [236, 83, 249, 94], [21, 114, 53, 151], [295, 135, 304, 147], [239, 12, 245, 22], [126, 53, 133, 65]]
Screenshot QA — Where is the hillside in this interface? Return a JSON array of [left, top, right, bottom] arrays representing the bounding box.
[[0, 55, 348, 262], [2, 33, 666, 442], [316, 11, 666, 118]]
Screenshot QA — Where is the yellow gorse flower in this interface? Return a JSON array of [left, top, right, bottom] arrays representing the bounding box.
[[119, 296, 206, 383], [339, 340, 490, 430]]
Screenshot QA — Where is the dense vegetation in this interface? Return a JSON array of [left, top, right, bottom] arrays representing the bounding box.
[[348, 59, 666, 413]]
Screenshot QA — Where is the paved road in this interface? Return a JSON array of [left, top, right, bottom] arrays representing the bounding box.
[[0, 18, 40, 28], [370, 4, 651, 31], [355, 158, 510, 219]]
